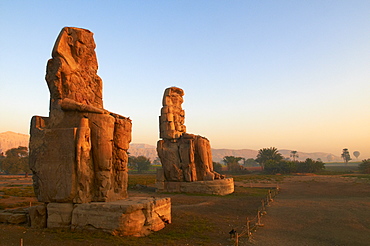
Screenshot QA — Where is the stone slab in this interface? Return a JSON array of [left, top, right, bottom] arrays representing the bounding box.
[[47, 203, 74, 228], [71, 197, 171, 237], [29, 204, 47, 228], [157, 178, 234, 195]]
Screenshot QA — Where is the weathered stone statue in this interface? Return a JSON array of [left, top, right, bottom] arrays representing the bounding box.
[[27, 27, 171, 236], [29, 27, 132, 203], [157, 87, 224, 182]]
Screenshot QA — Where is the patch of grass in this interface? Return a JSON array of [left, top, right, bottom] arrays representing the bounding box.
[[321, 165, 358, 173], [47, 215, 212, 246], [232, 186, 272, 197], [0, 201, 31, 209], [231, 174, 285, 183], [128, 174, 156, 188], [148, 214, 212, 245], [48, 229, 127, 245], [342, 174, 370, 181], [316, 170, 350, 175], [2, 186, 35, 197]]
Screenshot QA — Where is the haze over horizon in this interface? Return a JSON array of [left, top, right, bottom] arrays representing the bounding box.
[[1, 1, 369, 158]]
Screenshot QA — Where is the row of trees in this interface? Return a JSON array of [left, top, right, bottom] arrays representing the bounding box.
[[0, 146, 30, 175], [1, 146, 367, 175], [256, 147, 325, 174], [218, 147, 325, 174], [128, 155, 152, 173]]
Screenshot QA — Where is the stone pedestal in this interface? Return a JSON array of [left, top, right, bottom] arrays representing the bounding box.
[[42, 197, 171, 237], [157, 178, 234, 196], [156, 167, 234, 195]]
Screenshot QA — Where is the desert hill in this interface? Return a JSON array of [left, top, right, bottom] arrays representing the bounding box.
[[0, 131, 341, 162], [129, 144, 342, 163], [0, 131, 29, 154]]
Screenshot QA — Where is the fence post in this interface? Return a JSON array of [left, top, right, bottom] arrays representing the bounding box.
[[234, 232, 239, 246], [246, 217, 251, 237], [261, 199, 266, 213], [256, 210, 264, 227]]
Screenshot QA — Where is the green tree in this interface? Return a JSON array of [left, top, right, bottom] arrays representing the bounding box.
[[128, 156, 151, 173], [255, 147, 283, 169], [242, 158, 258, 167], [263, 159, 295, 174], [341, 148, 351, 165], [213, 162, 223, 173], [0, 146, 30, 175], [358, 159, 370, 174], [290, 150, 299, 162], [222, 156, 243, 172], [296, 158, 325, 173]]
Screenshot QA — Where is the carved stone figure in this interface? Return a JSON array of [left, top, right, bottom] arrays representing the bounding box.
[[157, 87, 223, 182], [29, 27, 132, 203]]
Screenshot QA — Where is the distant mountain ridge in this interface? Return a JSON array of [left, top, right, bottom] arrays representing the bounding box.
[[0, 131, 29, 154], [129, 144, 342, 163], [0, 131, 341, 162]]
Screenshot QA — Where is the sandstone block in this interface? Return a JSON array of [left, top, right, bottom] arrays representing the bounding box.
[[8, 214, 27, 224], [71, 197, 171, 237], [0, 212, 11, 223], [28, 204, 47, 228], [47, 203, 74, 228], [157, 178, 234, 196]]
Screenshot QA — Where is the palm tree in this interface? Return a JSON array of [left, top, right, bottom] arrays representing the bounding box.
[[256, 147, 283, 170], [222, 156, 243, 172], [290, 150, 299, 162], [341, 148, 351, 165]]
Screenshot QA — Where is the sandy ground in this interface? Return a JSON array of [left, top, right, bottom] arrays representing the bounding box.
[[251, 175, 370, 246], [0, 174, 369, 245]]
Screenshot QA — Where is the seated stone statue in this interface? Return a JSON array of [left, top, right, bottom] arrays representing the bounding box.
[[157, 87, 223, 182], [29, 27, 131, 203]]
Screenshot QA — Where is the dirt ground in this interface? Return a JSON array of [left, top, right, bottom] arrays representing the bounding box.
[[0, 174, 369, 246], [252, 175, 370, 246]]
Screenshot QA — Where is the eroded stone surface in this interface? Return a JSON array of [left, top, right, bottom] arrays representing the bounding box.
[[29, 27, 132, 203], [28, 204, 47, 229], [157, 87, 223, 182], [47, 203, 74, 228], [0, 208, 28, 224], [158, 178, 235, 196], [71, 197, 171, 237]]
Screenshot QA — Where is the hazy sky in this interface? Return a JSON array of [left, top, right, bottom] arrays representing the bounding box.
[[0, 1, 369, 158]]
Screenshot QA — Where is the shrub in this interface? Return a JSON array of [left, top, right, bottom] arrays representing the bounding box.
[[264, 160, 280, 174], [213, 162, 223, 173], [358, 159, 370, 174], [296, 158, 325, 173]]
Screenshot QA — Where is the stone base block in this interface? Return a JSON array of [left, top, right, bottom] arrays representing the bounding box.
[[29, 204, 47, 228], [72, 197, 171, 237], [0, 208, 28, 224], [157, 178, 234, 195], [47, 203, 74, 228]]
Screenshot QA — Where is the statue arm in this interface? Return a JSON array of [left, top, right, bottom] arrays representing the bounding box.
[[59, 98, 108, 114]]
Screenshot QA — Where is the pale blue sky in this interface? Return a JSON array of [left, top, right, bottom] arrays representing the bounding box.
[[0, 1, 369, 158]]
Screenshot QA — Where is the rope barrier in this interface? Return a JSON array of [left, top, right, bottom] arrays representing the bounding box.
[[232, 184, 280, 246]]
